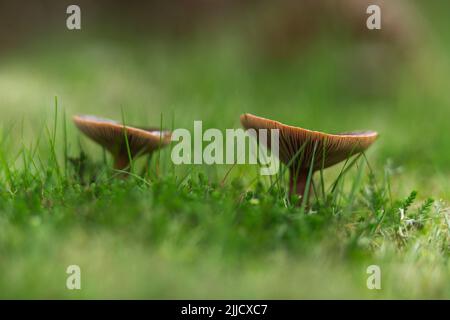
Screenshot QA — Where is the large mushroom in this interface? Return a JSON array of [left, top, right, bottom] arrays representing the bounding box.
[[73, 115, 171, 171], [240, 113, 378, 201]]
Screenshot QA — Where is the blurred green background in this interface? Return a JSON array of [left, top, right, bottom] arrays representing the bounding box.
[[1, 1, 449, 190], [0, 0, 449, 298]]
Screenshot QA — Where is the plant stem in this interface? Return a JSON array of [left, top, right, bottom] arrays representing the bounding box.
[[289, 168, 312, 202], [114, 154, 130, 171]]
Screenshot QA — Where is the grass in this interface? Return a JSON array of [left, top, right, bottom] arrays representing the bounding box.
[[0, 4, 450, 298]]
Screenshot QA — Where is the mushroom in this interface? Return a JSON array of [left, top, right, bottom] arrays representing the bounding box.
[[73, 115, 171, 171], [240, 113, 378, 201]]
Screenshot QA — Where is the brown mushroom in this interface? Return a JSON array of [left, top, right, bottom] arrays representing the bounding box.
[[240, 113, 378, 201], [73, 115, 171, 171]]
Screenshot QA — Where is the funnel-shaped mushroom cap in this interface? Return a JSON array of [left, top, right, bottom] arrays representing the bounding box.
[[73, 115, 171, 168], [240, 113, 378, 171]]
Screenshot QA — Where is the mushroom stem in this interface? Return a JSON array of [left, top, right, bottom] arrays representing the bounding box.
[[289, 168, 313, 202], [114, 154, 131, 171]]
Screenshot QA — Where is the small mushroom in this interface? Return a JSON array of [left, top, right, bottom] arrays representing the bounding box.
[[240, 113, 378, 201], [73, 115, 171, 171]]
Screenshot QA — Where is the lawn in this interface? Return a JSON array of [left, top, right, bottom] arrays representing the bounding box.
[[0, 2, 449, 299]]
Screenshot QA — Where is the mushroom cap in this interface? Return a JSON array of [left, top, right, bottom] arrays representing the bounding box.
[[240, 113, 378, 171], [73, 115, 171, 158]]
